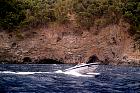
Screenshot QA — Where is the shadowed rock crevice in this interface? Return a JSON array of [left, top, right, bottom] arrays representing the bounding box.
[[36, 59, 64, 64], [23, 57, 32, 63], [0, 58, 64, 64]]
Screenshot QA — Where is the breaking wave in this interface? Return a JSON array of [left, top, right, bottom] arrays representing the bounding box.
[[0, 71, 51, 75], [55, 70, 100, 77], [0, 70, 100, 77]]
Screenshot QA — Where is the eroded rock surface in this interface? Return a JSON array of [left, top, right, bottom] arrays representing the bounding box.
[[0, 22, 140, 65]]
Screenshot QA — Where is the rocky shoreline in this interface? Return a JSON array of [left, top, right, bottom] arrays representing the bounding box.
[[0, 55, 140, 66], [0, 53, 139, 66], [0, 23, 140, 66]]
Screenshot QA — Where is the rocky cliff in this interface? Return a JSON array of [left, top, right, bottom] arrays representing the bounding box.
[[0, 21, 140, 65]]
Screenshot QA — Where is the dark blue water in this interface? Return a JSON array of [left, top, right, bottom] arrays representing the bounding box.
[[0, 64, 140, 93]]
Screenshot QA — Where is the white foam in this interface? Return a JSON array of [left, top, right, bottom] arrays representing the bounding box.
[[55, 70, 63, 73], [0, 71, 51, 75], [0, 71, 15, 74], [57, 63, 100, 77], [86, 72, 100, 75], [0, 70, 100, 77], [64, 70, 87, 77], [55, 70, 100, 77]]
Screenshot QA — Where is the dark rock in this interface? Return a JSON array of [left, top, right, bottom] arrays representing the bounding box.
[[112, 37, 117, 44], [37, 58, 64, 64], [57, 37, 62, 42], [86, 54, 99, 64], [8, 34, 13, 39], [11, 42, 17, 47], [102, 58, 110, 65], [23, 57, 32, 63], [0, 60, 19, 64]]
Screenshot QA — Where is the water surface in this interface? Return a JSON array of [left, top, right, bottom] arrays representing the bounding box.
[[0, 64, 140, 93]]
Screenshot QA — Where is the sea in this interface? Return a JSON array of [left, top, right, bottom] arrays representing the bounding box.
[[0, 64, 140, 93]]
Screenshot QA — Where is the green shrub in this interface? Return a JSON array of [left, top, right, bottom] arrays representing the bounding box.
[[123, 0, 140, 45], [71, 0, 126, 29], [21, 0, 57, 27], [54, 0, 69, 23], [0, 0, 26, 30], [0, 0, 57, 30], [0, 0, 127, 30]]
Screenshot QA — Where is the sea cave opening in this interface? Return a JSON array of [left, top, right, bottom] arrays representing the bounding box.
[[37, 58, 64, 64]]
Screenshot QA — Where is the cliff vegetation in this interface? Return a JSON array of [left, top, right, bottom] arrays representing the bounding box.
[[0, 0, 140, 46]]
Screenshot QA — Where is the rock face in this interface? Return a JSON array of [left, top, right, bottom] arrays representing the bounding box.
[[0, 22, 140, 65]]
